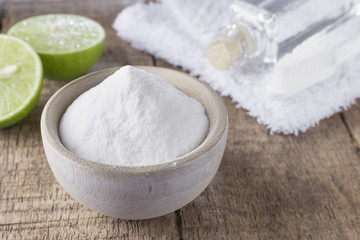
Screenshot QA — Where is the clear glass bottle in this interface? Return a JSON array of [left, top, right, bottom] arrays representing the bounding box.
[[206, 0, 354, 70], [206, 0, 293, 70]]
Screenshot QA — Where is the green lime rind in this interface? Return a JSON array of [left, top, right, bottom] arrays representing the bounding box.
[[39, 38, 105, 80], [0, 34, 43, 128], [7, 14, 105, 81]]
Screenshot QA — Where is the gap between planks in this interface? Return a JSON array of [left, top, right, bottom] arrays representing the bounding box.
[[0, 0, 9, 31], [340, 112, 360, 154], [175, 210, 184, 240]]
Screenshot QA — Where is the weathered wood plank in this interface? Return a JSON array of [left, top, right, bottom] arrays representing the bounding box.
[[155, 59, 360, 239], [0, 1, 179, 239], [343, 100, 360, 149], [182, 103, 360, 240]]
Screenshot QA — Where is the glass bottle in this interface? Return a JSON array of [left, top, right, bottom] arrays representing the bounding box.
[[206, 0, 354, 70]]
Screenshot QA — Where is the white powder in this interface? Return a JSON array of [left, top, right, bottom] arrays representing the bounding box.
[[59, 65, 209, 166]]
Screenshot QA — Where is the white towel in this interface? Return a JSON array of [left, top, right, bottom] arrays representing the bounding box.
[[113, 0, 360, 134]]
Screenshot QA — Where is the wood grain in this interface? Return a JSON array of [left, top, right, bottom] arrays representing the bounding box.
[[1, 0, 360, 239], [156, 59, 360, 240], [181, 102, 360, 240]]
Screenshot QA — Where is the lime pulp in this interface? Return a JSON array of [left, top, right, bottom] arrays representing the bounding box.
[[0, 34, 43, 128]]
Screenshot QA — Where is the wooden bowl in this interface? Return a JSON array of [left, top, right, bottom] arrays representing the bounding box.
[[40, 66, 228, 219]]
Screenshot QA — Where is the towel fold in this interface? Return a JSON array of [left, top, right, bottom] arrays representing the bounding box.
[[113, 0, 360, 134]]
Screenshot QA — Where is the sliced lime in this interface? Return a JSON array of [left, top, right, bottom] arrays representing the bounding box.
[[0, 34, 43, 128], [7, 14, 105, 80]]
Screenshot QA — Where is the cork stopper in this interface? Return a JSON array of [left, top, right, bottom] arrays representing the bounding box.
[[206, 36, 242, 70], [206, 25, 255, 70]]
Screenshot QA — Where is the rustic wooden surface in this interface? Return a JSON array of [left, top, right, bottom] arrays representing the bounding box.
[[1, 0, 360, 239]]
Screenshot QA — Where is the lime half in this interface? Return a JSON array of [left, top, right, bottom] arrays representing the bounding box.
[[0, 34, 43, 128], [7, 14, 105, 80]]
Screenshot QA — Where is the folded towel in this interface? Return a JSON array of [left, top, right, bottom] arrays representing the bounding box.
[[113, 0, 360, 134]]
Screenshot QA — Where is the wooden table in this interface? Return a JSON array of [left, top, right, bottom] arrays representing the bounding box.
[[1, 0, 360, 239]]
